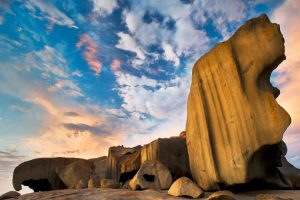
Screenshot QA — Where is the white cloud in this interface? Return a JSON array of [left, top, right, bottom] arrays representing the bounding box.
[[115, 71, 190, 120], [162, 42, 180, 67], [92, 0, 118, 16], [115, 32, 146, 61], [48, 80, 83, 97], [25, 0, 77, 28]]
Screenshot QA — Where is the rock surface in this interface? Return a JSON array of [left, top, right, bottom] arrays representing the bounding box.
[[88, 175, 100, 188], [13, 157, 83, 191], [129, 160, 172, 190], [106, 145, 141, 183], [89, 156, 107, 178], [255, 194, 293, 200], [7, 189, 300, 200], [0, 191, 20, 200], [186, 14, 293, 190], [100, 179, 120, 189], [207, 190, 237, 200], [141, 137, 191, 180], [56, 159, 94, 189], [168, 176, 204, 198]]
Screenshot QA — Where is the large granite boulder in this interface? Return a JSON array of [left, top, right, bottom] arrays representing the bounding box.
[[106, 145, 141, 183], [56, 159, 94, 189], [13, 157, 82, 191], [0, 191, 20, 200], [129, 160, 172, 190], [168, 177, 204, 198], [89, 156, 107, 178], [186, 14, 294, 190], [141, 137, 191, 180]]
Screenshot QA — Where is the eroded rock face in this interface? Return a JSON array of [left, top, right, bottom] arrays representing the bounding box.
[[89, 156, 107, 178], [56, 160, 94, 189], [106, 145, 141, 183], [141, 137, 191, 180], [129, 160, 172, 190], [168, 177, 204, 198], [13, 157, 82, 191], [186, 14, 292, 190]]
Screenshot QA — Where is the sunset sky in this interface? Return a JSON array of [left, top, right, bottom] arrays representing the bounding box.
[[0, 0, 299, 194]]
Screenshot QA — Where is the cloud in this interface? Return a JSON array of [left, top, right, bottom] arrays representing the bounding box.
[[111, 59, 121, 71], [25, 0, 77, 28], [63, 111, 80, 117], [10, 104, 29, 113], [114, 71, 190, 120], [48, 80, 83, 97], [21, 45, 68, 78], [115, 32, 146, 61], [162, 42, 180, 67], [272, 0, 300, 167], [76, 34, 102, 75], [92, 0, 118, 16]]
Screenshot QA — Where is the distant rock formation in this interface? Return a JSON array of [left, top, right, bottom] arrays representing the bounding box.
[[13, 157, 83, 191], [106, 145, 142, 184], [141, 137, 191, 180], [186, 14, 295, 190]]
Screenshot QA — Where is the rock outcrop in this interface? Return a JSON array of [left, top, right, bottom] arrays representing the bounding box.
[[106, 145, 141, 183], [168, 177, 204, 198], [129, 160, 172, 190], [13, 157, 83, 191], [100, 179, 120, 189], [56, 159, 94, 189], [141, 137, 191, 180], [186, 14, 293, 190], [89, 156, 107, 178], [0, 191, 20, 200]]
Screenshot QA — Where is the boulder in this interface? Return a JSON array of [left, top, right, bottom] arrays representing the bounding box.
[[129, 160, 172, 190], [141, 137, 191, 180], [75, 179, 87, 189], [186, 14, 293, 190], [168, 177, 204, 198], [100, 178, 120, 189], [13, 157, 82, 191], [89, 156, 107, 178], [207, 190, 237, 200], [56, 159, 94, 189], [0, 191, 20, 200], [88, 175, 101, 188], [106, 145, 141, 183], [179, 131, 186, 137]]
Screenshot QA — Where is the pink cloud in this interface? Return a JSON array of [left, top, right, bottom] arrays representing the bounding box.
[[272, 0, 300, 165], [111, 59, 121, 71], [76, 34, 102, 75]]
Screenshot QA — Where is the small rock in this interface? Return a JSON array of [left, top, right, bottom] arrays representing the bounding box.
[[129, 160, 172, 190], [168, 176, 204, 198], [75, 179, 87, 189], [256, 194, 293, 200], [88, 175, 100, 188], [100, 178, 120, 189], [0, 191, 20, 200], [179, 131, 186, 137], [207, 190, 237, 200]]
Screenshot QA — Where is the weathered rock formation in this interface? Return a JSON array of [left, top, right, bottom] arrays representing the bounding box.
[[186, 14, 294, 190], [100, 179, 120, 189], [141, 137, 191, 180], [89, 156, 107, 178], [13, 157, 83, 191], [168, 177, 204, 198], [106, 145, 141, 183], [0, 191, 20, 200], [56, 159, 94, 189], [129, 160, 172, 190]]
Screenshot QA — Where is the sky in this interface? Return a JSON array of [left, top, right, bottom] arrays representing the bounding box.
[[0, 0, 299, 194]]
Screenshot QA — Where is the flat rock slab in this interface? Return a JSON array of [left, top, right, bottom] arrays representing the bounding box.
[[9, 189, 300, 200]]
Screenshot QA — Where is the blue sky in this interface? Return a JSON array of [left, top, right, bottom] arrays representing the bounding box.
[[1, 0, 300, 194]]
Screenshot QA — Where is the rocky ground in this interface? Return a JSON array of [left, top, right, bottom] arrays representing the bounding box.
[[6, 189, 300, 200]]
